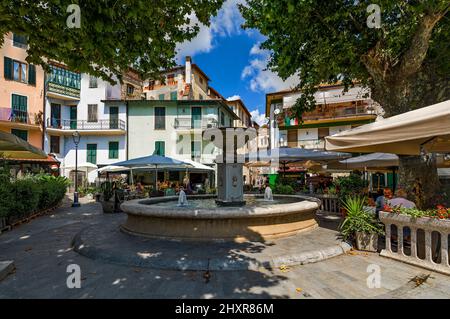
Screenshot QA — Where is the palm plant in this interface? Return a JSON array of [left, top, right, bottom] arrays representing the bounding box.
[[339, 196, 384, 241]]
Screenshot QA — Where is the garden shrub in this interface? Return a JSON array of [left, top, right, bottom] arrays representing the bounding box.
[[274, 184, 295, 195], [0, 169, 69, 223]]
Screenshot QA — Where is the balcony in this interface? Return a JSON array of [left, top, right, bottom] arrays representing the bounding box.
[[46, 119, 126, 135], [302, 104, 375, 121], [174, 117, 219, 130], [46, 65, 81, 100], [0, 107, 41, 129]]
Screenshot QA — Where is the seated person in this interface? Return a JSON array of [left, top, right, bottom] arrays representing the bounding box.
[[375, 188, 392, 214], [390, 189, 416, 208], [135, 182, 144, 193]]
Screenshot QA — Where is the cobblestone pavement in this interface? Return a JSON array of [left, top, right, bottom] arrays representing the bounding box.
[[0, 196, 449, 299]]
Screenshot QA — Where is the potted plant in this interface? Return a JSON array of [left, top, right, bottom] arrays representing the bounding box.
[[100, 181, 116, 213], [339, 196, 384, 252]]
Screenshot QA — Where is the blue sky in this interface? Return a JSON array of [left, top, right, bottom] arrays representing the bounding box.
[[175, 0, 298, 125]]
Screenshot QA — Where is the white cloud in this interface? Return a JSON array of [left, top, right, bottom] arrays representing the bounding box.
[[226, 95, 241, 101], [250, 109, 267, 126], [175, 0, 244, 63], [242, 42, 299, 93]]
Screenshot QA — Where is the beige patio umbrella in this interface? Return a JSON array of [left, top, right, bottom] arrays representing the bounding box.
[[0, 131, 47, 159], [325, 100, 450, 155]]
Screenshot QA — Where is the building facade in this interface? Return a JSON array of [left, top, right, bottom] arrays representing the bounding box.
[[0, 32, 44, 149], [266, 84, 380, 150], [44, 67, 132, 182]]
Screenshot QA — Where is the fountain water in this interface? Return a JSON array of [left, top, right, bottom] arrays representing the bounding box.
[[177, 188, 188, 206], [264, 185, 273, 201]]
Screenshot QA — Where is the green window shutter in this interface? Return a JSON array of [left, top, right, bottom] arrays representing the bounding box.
[[108, 142, 119, 159], [170, 91, 177, 100], [28, 64, 36, 85], [155, 141, 165, 156], [87, 144, 97, 164], [4, 57, 12, 80], [159, 94, 165, 101], [11, 129, 28, 141]]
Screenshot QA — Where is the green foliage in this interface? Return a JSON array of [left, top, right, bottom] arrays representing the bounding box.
[[273, 184, 295, 195], [0, 170, 68, 221], [334, 173, 367, 199], [101, 181, 115, 202], [0, 1, 225, 82], [240, 1, 449, 116], [339, 196, 384, 240]]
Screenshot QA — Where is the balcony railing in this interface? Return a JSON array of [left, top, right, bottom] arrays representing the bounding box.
[[0, 107, 39, 125], [46, 119, 126, 131], [46, 65, 81, 99], [174, 117, 219, 129], [302, 105, 375, 121]]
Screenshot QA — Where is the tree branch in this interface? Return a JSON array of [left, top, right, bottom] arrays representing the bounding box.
[[394, 8, 448, 79]]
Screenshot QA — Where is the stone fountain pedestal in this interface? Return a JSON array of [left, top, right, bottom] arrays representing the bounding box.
[[216, 162, 245, 207]]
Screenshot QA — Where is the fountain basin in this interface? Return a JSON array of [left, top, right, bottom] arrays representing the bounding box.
[[120, 194, 320, 242]]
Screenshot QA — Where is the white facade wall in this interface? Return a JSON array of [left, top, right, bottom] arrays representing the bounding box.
[[45, 74, 127, 183]]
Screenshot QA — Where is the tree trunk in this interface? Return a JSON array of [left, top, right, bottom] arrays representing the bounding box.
[[398, 154, 440, 209]]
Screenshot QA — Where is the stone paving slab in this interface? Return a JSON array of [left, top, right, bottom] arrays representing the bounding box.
[[72, 214, 350, 271], [0, 261, 15, 281], [1, 197, 450, 299]]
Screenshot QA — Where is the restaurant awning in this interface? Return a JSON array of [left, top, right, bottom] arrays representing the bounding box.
[[325, 100, 450, 155], [0, 131, 47, 159], [338, 153, 399, 169]]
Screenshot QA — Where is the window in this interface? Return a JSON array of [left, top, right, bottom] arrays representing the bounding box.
[[170, 91, 177, 100], [199, 77, 204, 85], [167, 74, 175, 85], [154, 141, 165, 156], [11, 129, 28, 141], [229, 119, 233, 127], [12, 34, 27, 48], [127, 84, 134, 95], [220, 111, 225, 126], [50, 136, 60, 154], [87, 104, 98, 122], [191, 141, 201, 160], [108, 141, 119, 159], [86, 144, 97, 164], [159, 93, 165, 101], [89, 76, 97, 88], [4, 57, 36, 85], [199, 94, 203, 100], [155, 107, 166, 130], [11, 94, 28, 123]]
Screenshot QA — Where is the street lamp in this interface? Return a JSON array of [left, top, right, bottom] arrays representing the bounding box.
[[72, 131, 81, 207]]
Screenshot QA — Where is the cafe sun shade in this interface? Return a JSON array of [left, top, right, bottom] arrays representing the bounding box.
[[245, 147, 351, 163], [0, 131, 47, 159], [325, 100, 450, 155], [111, 154, 193, 169]]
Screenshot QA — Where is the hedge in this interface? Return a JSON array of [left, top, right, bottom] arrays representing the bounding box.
[[0, 171, 69, 222]]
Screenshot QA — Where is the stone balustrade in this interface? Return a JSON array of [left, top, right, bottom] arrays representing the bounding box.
[[379, 211, 450, 275], [312, 194, 340, 213]]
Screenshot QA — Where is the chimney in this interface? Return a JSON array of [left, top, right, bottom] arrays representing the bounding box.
[[185, 56, 192, 85]]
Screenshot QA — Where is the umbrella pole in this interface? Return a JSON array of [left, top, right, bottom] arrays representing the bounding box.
[[130, 168, 134, 186], [392, 168, 396, 193], [155, 165, 158, 191]]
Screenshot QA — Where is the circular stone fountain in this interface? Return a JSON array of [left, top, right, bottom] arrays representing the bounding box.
[[120, 127, 320, 242], [121, 194, 320, 242]]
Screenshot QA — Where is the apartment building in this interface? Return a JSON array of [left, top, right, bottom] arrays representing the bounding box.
[[44, 66, 138, 182], [226, 98, 252, 128], [266, 83, 379, 150], [0, 32, 44, 149]]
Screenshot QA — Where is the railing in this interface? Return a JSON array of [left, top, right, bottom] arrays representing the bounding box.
[[380, 212, 450, 275], [311, 194, 340, 213], [302, 105, 374, 121], [46, 65, 81, 98], [174, 117, 219, 129], [0, 107, 39, 125], [46, 119, 126, 130]]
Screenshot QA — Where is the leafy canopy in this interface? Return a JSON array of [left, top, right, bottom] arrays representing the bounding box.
[[240, 0, 449, 117], [0, 0, 225, 82]]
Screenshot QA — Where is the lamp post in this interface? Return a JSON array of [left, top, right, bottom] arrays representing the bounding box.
[[72, 131, 81, 207]]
